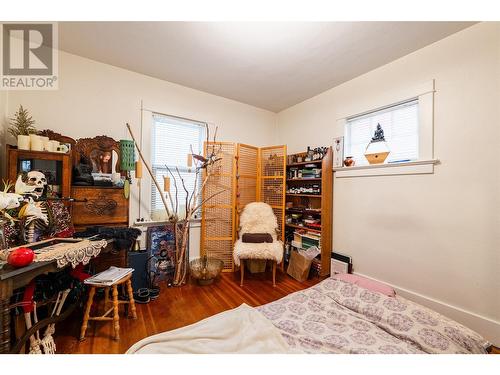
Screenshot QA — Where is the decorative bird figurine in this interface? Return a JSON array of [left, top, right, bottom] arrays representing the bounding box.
[[0, 193, 22, 211], [15, 175, 37, 196], [191, 152, 222, 169], [0, 180, 23, 223]]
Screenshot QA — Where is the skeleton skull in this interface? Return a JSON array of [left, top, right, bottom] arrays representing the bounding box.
[[26, 171, 47, 199]]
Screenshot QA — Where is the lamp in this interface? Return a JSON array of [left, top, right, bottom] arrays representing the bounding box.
[[119, 139, 135, 199], [135, 160, 142, 179], [119, 140, 135, 171], [163, 176, 170, 192]]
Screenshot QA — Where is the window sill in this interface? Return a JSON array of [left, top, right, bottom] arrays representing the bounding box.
[[333, 159, 439, 178], [133, 218, 202, 228]]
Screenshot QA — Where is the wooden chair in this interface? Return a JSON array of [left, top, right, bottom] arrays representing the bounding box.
[[240, 259, 277, 287], [79, 273, 136, 341], [233, 202, 284, 287]]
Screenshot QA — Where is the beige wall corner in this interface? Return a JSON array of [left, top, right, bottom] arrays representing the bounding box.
[[276, 22, 500, 344]]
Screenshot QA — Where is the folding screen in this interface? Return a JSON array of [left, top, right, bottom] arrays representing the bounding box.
[[236, 144, 259, 231], [200, 142, 286, 272], [259, 145, 287, 243], [200, 142, 237, 272]]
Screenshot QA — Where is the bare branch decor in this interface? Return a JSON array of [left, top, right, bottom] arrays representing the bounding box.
[[126, 122, 226, 286]]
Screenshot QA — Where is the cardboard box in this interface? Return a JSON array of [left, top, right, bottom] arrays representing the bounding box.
[[286, 250, 313, 282]]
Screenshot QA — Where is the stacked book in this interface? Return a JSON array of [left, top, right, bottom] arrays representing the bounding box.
[[303, 215, 321, 229], [310, 258, 322, 277], [301, 165, 321, 179], [292, 230, 321, 250]]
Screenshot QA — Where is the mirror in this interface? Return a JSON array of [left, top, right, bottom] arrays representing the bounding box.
[[73, 135, 122, 186], [89, 149, 118, 173]]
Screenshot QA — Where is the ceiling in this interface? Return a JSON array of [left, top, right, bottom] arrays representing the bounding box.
[[59, 22, 474, 112]]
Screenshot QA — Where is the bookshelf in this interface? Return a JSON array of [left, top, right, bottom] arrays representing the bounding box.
[[285, 147, 333, 276]]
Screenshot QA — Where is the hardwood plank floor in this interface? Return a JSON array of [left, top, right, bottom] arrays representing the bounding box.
[[55, 270, 322, 354]]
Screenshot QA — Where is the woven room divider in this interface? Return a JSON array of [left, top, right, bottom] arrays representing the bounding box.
[[200, 142, 286, 272], [200, 142, 237, 272], [258, 145, 287, 243], [236, 144, 259, 231]]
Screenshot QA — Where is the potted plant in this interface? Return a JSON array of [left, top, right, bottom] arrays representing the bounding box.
[[8, 105, 37, 150]]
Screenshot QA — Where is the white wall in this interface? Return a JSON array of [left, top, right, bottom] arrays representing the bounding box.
[[277, 22, 500, 344], [0, 91, 7, 178], [3, 50, 276, 259]]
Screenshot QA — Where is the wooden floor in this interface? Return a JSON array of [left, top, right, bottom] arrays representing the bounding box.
[[489, 346, 500, 354], [55, 270, 322, 354]]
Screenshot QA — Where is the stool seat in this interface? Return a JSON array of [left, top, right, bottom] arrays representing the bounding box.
[[79, 273, 137, 341]]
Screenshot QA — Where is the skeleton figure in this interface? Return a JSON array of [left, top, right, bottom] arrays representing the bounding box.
[[17, 171, 49, 243], [25, 302, 43, 354], [19, 199, 49, 226], [26, 171, 48, 200], [40, 289, 70, 354]]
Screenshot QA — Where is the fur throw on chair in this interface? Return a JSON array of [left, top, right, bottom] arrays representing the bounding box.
[[233, 202, 283, 266]]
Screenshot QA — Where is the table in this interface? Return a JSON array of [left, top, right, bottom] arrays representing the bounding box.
[[0, 239, 112, 354]]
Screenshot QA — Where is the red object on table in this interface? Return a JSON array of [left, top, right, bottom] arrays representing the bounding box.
[[7, 247, 35, 268]]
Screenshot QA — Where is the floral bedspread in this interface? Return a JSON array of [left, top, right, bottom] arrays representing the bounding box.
[[257, 278, 489, 354]]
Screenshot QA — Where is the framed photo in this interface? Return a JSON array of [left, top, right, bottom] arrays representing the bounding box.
[[333, 136, 344, 168]]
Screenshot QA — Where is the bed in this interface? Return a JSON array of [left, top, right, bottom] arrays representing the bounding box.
[[127, 277, 490, 354]]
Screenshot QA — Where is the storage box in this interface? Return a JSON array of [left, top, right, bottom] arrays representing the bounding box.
[[286, 250, 313, 282], [246, 259, 267, 273]]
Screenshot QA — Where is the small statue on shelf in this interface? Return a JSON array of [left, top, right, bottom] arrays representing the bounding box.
[[371, 123, 386, 142], [72, 155, 95, 186]]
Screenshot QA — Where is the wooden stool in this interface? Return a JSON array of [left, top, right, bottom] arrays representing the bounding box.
[[79, 273, 137, 341], [240, 259, 277, 287]]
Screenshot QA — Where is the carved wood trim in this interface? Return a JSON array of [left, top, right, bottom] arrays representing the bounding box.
[[84, 194, 118, 215], [37, 129, 76, 146], [73, 135, 121, 173]]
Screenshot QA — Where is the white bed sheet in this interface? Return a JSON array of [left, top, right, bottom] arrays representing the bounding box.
[[127, 303, 300, 354]]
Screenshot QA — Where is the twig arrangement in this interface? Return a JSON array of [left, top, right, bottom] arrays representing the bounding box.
[[126, 123, 225, 286]]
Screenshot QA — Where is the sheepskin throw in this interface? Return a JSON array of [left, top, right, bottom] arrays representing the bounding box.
[[233, 202, 283, 266]]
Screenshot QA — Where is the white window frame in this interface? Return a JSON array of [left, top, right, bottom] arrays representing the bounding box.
[[149, 112, 207, 221], [334, 80, 438, 178]]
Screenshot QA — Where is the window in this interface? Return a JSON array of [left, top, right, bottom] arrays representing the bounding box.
[[344, 99, 419, 166], [151, 113, 206, 219]]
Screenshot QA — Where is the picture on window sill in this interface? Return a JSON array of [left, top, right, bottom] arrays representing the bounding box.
[[333, 136, 344, 168]]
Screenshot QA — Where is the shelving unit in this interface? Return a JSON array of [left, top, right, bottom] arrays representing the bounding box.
[[285, 147, 333, 276], [286, 178, 322, 182], [286, 193, 321, 198], [285, 223, 321, 233], [286, 160, 322, 167], [6, 145, 72, 201]]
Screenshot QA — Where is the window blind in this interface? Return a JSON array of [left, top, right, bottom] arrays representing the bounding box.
[[345, 99, 419, 165], [151, 113, 206, 219]]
